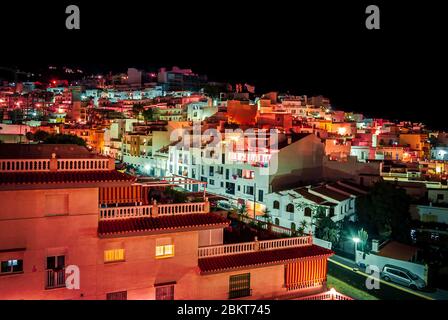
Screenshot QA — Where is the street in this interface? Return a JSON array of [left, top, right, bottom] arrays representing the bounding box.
[[328, 255, 448, 300]]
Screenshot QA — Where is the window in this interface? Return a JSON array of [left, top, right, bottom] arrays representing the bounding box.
[[46, 255, 66, 289], [291, 222, 296, 232], [286, 203, 294, 213], [155, 238, 175, 259], [275, 218, 280, 225], [155, 285, 175, 300], [245, 186, 254, 195], [304, 207, 312, 217], [1, 259, 23, 274], [107, 291, 127, 300], [209, 166, 214, 177], [209, 179, 215, 185], [273, 201, 280, 209], [104, 249, 125, 263], [258, 190, 263, 202], [229, 273, 251, 299]]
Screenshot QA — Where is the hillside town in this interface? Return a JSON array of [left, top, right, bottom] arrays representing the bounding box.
[[1, 65, 447, 300]]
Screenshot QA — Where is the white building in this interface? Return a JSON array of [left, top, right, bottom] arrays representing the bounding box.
[[265, 181, 364, 232]]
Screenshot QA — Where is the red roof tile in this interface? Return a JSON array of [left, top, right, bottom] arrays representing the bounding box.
[[0, 170, 135, 185], [98, 213, 230, 236], [198, 245, 333, 274], [294, 188, 327, 204], [311, 186, 351, 201]]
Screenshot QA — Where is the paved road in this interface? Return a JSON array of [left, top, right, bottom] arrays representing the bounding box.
[[328, 255, 448, 300]]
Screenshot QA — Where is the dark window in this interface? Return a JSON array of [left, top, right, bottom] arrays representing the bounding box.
[[291, 222, 296, 232], [275, 218, 280, 225], [273, 201, 280, 209], [329, 207, 335, 217], [286, 203, 294, 213], [258, 190, 263, 202], [1, 259, 23, 273], [222, 153, 225, 164], [246, 186, 254, 195], [45, 255, 66, 289], [156, 285, 175, 300], [107, 291, 127, 300], [229, 273, 251, 299], [225, 169, 230, 180], [304, 207, 312, 217], [209, 166, 214, 177]]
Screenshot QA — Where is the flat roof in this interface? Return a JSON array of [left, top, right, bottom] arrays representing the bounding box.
[[98, 213, 229, 236], [0, 144, 105, 159]]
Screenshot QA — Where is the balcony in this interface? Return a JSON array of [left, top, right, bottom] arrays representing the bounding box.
[[45, 269, 66, 289], [99, 201, 208, 220], [198, 236, 312, 258]]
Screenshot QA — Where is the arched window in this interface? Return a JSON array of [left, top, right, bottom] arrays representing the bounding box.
[[286, 203, 294, 213], [291, 222, 296, 232], [304, 207, 312, 217], [275, 218, 280, 225], [273, 201, 280, 210]]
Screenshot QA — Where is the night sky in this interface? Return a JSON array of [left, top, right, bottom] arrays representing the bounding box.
[[1, 1, 446, 129]]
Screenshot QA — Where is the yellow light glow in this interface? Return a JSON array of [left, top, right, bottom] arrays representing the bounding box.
[[337, 127, 347, 135], [104, 249, 125, 263], [156, 245, 175, 259]]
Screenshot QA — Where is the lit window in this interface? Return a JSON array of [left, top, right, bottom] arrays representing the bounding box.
[[1, 259, 23, 274], [155, 238, 175, 259], [104, 249, 125, 263]]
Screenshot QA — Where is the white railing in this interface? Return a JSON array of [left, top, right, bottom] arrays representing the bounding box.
[[100, 205, 153, 220], [99, 202, 207, 220], [0, 159, 50, 172], [158, 202, 205, 215], [0, 158, 110, 172], [57, 159, 110, 171], [296, 289, 354, 300], [198, 236, 313, 258]]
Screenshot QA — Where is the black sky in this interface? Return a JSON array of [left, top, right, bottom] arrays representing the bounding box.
[[1, 1, 447, 129]]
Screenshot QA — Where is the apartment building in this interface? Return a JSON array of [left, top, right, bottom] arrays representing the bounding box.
[[167, 130, 325, 216], [265, 181, 366, 232], [0, 144, 334, 300]]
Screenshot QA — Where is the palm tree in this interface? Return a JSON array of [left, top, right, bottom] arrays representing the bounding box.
[[262, 208, 273, 224], [300, 220, 309, 234]]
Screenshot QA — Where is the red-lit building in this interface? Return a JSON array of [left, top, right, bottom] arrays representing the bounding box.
[[0, 144, 334, 300]]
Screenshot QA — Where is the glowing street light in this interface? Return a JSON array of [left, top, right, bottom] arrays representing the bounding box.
[[353, 237, 360, 254]]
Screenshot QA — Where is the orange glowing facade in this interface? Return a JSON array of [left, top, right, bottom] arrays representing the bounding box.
[[0, 144, 334, 300]]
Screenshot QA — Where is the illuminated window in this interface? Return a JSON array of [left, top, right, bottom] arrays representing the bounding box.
[[104, 249, 125, 263], [1, 259, 23, 274], [155, 238, 175, 259]]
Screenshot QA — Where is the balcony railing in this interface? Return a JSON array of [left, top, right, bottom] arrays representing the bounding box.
[[198, 236, 313, 258], [45, 269, 66, 289], [295, 289, 354, 300], [99, 202, 207, 220]]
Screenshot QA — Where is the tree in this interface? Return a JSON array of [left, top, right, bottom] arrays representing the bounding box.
[[25, 131, 34, 141], [142, 108, 154, 124], [356, 181, 411, 242], [34, 130, 50, 142], [357, 228, 369, 252], [238, 204, 249, 220], [262, 208, 272, 224], [132, 104, 144, 118], [42, 134, 86, 146], [313, 210, 340, 245]]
